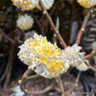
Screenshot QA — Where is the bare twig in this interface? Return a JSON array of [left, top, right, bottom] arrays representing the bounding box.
[[39, 0, 67, 48], [32, 13, 45, 35], [26, 74, 39, 80], [54, 87, 61, 93], [69, 71, 81, 94], [89, 66, 96, 72], [84, 50, 96, 60], [42, 5, 55, 26], [56, 75, 65, 96], [0, 44, 15, 84], [32, 14, 41, 28], [75, 8, 93, 44], [0, 64, 8, 83], [0, 29, 15, 44], [84, 51, 96, 72], [3, 44, 15, 88], [20, 69, 54, 95], [19, 69, 33, 84], [32, 5, 55, 36], [22, 82, 54, 95]]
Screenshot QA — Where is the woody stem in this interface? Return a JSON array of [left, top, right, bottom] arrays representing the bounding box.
[[56, 75, 65, 96]]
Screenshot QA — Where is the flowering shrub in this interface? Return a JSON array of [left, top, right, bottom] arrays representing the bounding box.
[[1, 0, 96, 95]]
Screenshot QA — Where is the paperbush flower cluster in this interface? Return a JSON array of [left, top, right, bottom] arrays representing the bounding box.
[[77, 0, 96, 8], [18, 33, 69, 78], [63, 44, 89, 71], [17, 14, 34, 31], [18, 34, 89, 78], [11, 0, 54, 11]]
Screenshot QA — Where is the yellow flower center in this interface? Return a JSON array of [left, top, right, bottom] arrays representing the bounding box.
[[40, 56, 46, 63], [32, 42, 39, 46]]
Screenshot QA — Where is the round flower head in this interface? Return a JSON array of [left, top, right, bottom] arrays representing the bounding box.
[[63, 44, 89, 71], [11, 0, 39, 11], [76, 62, 89, 71], [17, 14, 34, 31], [36, 0, 54, 10], [77, 0, 96, 8], [18, 33, 70, 78]]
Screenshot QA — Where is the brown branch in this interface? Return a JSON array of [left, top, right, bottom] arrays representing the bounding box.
[[22, 82, 54, 95], [26, 74, 39, 80], [0, 64, 8, 83], [84, 51, 96, 72], [19, 69, 33, 93], [19, 69, 33, 84], [32, 14, 41, 28], [56, 75, 65, 96], [0, 29, 15, 44], [20, 69, 54, 95], [42, 6, 55, 26], [39, 0, 67, 48], [54, 87, 61, 93], [42, 0, 58, 26], [0, 44, 15, 84], [84, 50, 96, 60], [32, 6, 55, 36], [69, 71, 81, 93], [32, 13, 45, 35], [89, 66, 96, 72], [75, 8, 93, 44], [0, 65, 8, 83], [3, 44, 15, 88]]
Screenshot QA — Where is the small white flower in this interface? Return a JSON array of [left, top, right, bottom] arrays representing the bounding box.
[[76, 62, 89, 71], [17, 14, 34, 31]]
